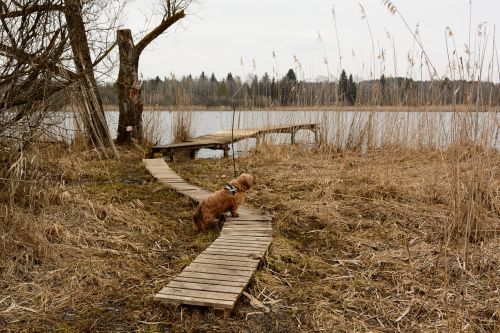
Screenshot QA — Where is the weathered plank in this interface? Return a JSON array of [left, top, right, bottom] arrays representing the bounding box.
[[183, 264, 254, 277], [196, 253, 260, 263], [173, 276, 246, 287], [226, 215, 272, 221], [219, 224, 271, 229], [207, 244, 268, 251], [177, 271, 249, 283], [154, 293, 235, 309], [218, 236, 272, 243], [186, 262, 255, 273], [167, 281, 243, 294], [211, 241, 269, 249], [193, 257, 259, 268], [157, 287, 239, 302]]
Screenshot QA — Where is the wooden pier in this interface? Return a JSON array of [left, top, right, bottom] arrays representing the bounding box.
[[143, 158, 272, 312], [150, 123, 319, 160]]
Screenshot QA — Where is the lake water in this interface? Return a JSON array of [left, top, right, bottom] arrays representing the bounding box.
[[49, 110, 499, 158]]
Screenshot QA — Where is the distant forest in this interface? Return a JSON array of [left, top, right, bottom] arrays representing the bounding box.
[[99, 69, 500, 108]]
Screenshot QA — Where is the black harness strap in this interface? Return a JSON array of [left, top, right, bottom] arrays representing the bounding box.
[[223, 183, 239, 196]]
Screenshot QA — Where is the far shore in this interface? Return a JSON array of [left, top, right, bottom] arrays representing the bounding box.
[[98, 104, 498, 113]]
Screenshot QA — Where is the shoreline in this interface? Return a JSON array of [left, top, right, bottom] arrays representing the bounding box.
[[98, 104, 499, 113]]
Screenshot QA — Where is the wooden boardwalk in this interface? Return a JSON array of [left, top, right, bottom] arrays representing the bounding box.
[[143, 158, 272, 311], [150, 123, 319, 159]]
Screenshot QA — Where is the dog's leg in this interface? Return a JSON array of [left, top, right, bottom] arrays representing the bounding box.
[[230, 204, 239, 217], [216, 213, 226, 229], [193, 207, 204, 231]]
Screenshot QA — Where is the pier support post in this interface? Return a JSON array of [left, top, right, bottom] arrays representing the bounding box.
[[291, 130, 296, 144], [313, 127, 320, 144]]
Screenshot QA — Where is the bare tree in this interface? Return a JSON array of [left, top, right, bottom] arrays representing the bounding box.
[[63, 0, 118, 157], [0, 0, 119, 158], [115, 0, 190, 144]]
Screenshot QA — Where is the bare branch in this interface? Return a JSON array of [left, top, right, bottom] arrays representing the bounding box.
[[0, 4, 64, 19], [135, 10, 185, 55]]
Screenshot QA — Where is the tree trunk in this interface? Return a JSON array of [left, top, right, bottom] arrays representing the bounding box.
[[64, 0, 118, 158], [115, 10, 185, 145], [116, 29, 143, 144]]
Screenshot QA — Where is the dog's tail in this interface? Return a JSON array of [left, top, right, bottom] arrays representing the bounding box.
[[193, 205, 203, 231]]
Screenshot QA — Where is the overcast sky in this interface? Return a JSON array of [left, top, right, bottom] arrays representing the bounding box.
[[118, 0, 500, 82]]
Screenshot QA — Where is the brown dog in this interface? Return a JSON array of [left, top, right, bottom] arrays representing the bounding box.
[[193, 173, 254, 231]]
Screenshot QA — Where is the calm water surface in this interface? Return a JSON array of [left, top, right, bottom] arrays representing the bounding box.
[[50, 110, 499, 158]]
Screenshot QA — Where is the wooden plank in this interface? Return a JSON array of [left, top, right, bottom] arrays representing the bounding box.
[[214, 236, 271, 242], [220, 231, 271, 237], [189, 261, 255, 272], [168, 182, 200, 188], [224, 218, 271, 224], [203, 250, 264, 259], [204, 249, 266, 258], [223, 220, 270, 225], [155, 179, 186, 183], [154, 293, 235, 309], [221, 229, 271, 234], [218, 236, 272, 242], [222, 226, 271, 231], [205, 244, 266, 252], [151, 171, 180, 176], [224, 226, 272, 231], [211, 240, 270, 248], [177, 271, 249, 283], [211, 241, 270, 248], [208, 244, 268, 251], [173, 276, 246, 287], [226, 215, 272, 221], [167, 281, 243, 294], [196, 253, 260, 263], [184, 263, 254, 276], [207, 247, 268, 255], [222, 226, 272, 232], [193, 257, 259, 268], [157, 287, 239, 301]]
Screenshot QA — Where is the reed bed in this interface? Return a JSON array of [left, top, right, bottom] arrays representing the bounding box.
[[172, 143, 499, 332]]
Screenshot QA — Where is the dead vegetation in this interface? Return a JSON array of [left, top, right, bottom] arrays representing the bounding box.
[[0, 140, 498, 332], [173, 144, 500, 332]]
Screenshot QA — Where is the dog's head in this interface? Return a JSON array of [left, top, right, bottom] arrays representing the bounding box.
[[237, 173, 254, 191]]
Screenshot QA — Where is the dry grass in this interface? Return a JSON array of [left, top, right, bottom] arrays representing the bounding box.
[[0, 149, 219, 332], [172, 144, 500, 332], [0, 143, 499, 332], [172, 111, 194, 143]]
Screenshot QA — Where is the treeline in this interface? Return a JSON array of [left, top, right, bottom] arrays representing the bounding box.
[[99, 69, 500, 108]]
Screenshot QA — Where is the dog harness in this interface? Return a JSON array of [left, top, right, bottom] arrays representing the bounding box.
[[223, 183, 239, 196]]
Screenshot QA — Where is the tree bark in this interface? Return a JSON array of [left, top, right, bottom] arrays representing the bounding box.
[[115, 10, 185, 145], [116, 29, 142, 144], [64, 0, 119, 158]]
